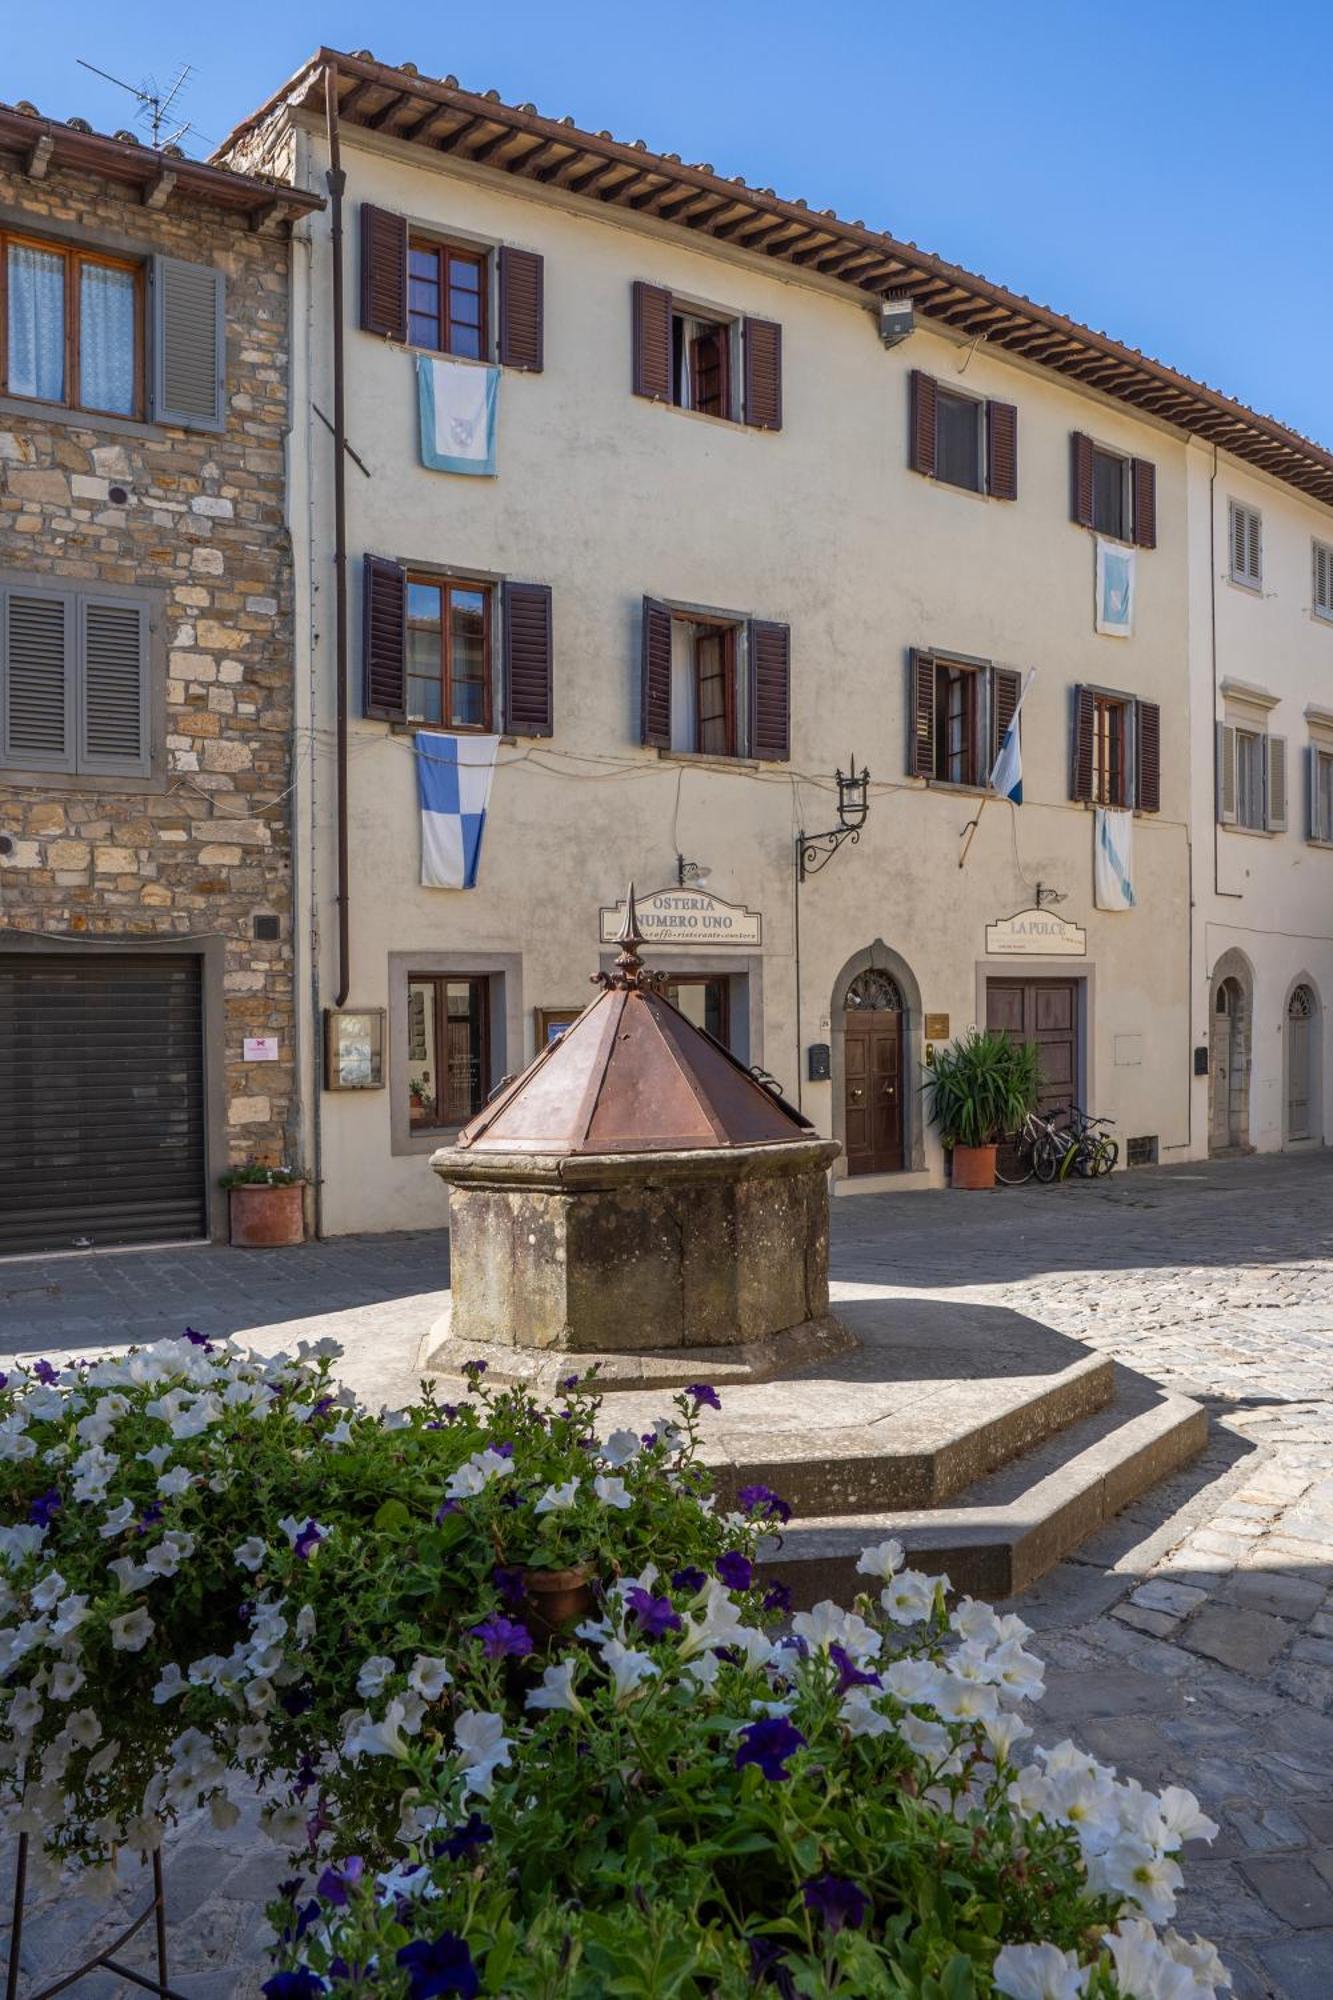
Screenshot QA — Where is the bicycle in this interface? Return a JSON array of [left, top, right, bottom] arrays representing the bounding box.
[[994, 1109, 1071, 1186], [1063, 1106, 1119, 1178]]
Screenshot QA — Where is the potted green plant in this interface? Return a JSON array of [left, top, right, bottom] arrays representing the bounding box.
[[220, 1163, 307, 1247], [922, 1028, 1038, 1190]]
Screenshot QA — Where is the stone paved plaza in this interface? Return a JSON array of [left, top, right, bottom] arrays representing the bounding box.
[[5, 1153, 1333, 1996]]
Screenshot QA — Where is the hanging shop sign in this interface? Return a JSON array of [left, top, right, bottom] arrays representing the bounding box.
[[598, 887, 762, 947], [985, 908, 1087, 958]]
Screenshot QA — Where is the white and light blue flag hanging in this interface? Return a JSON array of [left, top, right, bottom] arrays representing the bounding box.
[[1094, 807, 1136, 910], [987, 668, 1035, 804], [416, 355, 499, 476], [416, 733, 500, 889]]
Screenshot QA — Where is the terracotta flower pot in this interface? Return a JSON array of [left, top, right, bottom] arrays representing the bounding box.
[[520, 1565, 595, 1637], [950, 1143, 997, 1191], [228, 1182, 306, 1248]]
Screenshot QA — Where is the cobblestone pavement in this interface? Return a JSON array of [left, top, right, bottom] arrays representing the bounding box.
[[5, 1153, 1333, 1997]]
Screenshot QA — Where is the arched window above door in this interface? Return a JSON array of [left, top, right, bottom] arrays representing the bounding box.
[[845, 969, 904, 1012], [1289, 984, 1316, 1020]]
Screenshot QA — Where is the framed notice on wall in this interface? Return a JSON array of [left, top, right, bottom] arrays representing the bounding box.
[[324, 1008, 386, 1090], [535, 1006, 582, 1047]]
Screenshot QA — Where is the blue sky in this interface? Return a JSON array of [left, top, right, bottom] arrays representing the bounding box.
[[11, 1, 1331, 445]]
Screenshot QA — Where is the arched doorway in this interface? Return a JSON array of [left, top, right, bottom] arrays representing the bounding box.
[[842, 967, 905, 1175], [1209, 961, 1252, 1153], [1286, 982, 1319, 1145]]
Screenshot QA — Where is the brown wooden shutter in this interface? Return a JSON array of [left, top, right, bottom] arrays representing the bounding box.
[[1071, 684, 1096, 800], [640, 597, 672, 746], [1132, 458, 1157, 549], [1216, 723, 1237, 824], [632, 282, 672, 401], [360, 204, 408, 342], [742, 317, 783, 430], [986, 401, 1018, 501], [498, 246, 544, 372], [501, 581, 553, 737], [748, 619, 790, 762], [910, 648, 935, 777], [990, 666, 1022, 765], [1071, 432, 1095, 528], [362, 555, 407, 721], [1135, 699, 1161, 813], [909, 371, 937, 476]]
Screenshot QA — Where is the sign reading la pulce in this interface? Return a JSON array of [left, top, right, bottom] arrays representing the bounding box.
[[599, 887, 762, 947], [985, 907, 1087, 957]]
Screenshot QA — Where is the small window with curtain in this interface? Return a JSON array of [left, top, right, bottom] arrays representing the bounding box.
[[1235, 728, 1266, 829], [407, 974, 491, 1129], [669, 615, 742, 757], [933, 658, 984, 785], [405, 577, 492, 730], [3, 230, 142, 418], [671, 307, 734, 419], [408, 238, 489, 359], [1091, 692, 1129, 807]]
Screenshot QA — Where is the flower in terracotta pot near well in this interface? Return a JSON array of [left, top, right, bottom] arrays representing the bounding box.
[[221, 1164, 307, 1247], [922, 1027, 1038, 1191]]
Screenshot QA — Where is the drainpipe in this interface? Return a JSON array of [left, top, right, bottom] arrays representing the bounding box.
[[325, 64, 351, 1006]]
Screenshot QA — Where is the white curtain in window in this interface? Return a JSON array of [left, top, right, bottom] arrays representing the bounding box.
[[79, 263, 135, 414], [670, 618, 697, 753], [7, 244, 65, 402]]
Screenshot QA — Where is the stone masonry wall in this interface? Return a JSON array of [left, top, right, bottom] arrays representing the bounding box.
[[0, 157, 299, 1175]]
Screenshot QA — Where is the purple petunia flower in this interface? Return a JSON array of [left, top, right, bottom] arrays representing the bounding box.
[[183, 1328, 213, 1350], [487, 1439, 514, 1458], [828, 1643, 881, 1694], [262, 1972, 327, 1999], [461, 1359, 488, 1379], [685, 1382, 721, 1411], [28, 1487, 61, 1528], [716, 1552, 753, 1592], [735, 1716, 807, 1783], [737, 1483, 792, 1525], [435, 1812, 493, 1862], [492, 1564, 524, 1606], [625, 1586, 683, 1638], [315, 1856, 364, 1908], [0, 1374, 7, 1391], [280, 1686, 315, 1719], [312, 1396, 335, 1420], [134, 1502, 165, 1536], [292, 1520, 324, 1562], [748, 1936, 797, 1999], [672, 1566, 706, 1595], [558, 1373, 580, 1392], [762, 1581, 793, 1616], [434, 1499, 460, 1524], [802, 1874, 869, 1935], [470, 1614, 533, 1661], [32, 1360, 59, 1386], [396, 1931, 480, 1999]]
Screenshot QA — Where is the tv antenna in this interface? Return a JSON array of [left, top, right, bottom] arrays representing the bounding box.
[[75, 57, 196, 152]]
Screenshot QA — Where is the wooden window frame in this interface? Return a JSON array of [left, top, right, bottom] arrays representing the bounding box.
[[1091, 691, 1130, 808], [405, 574, 494, 732], [406, 972, 491, 1131], [932, 657, 985, 787], [1235, 727, 1266, 831], [0, 228, 145, 420], [408, 236, 490, 360], [693, 621, 738, 757], [1313, 541, 1333, 623], [670, 305, 737, 421], [1229, 499, 1263, 591], [933, 385, 985, 495], [664, 974, 731, 1049], [1091, 444, 1131, 542]]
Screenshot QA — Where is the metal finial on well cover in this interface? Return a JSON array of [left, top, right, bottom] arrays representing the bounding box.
[[594, 882, 656, 991]]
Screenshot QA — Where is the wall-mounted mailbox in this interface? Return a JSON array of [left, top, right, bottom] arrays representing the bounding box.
[[1193, 1045, 1208, 1076], [807, 1042, 831, 1082]]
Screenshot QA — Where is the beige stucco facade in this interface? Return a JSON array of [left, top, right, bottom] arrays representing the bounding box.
[[266, 111, 1213, 1236]]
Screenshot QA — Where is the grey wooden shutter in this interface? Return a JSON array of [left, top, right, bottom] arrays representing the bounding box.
[[80, 598, 149, 776], [1307, 744, 1323, 841], [1230, 501, 1262, 587], [990, 666, 1021, 765], [1132, 458, 1157, 549], [151, 257, 225, 431], [362, 556, 407, 722], [748, 619, 790, 761], [909, 371, 937, 476], [1266, 734, 1287, 831], [1071, 432, 1095, 528], [1, 589, 74, 772], [909, 648, 935, 777], [498, 247, 544, 372], [1216, 722, 1237, 824], [639, 597, 672, 746], [1135, 699, 1161, 813], [1315, 542, 1333, 619], [985, 401, 1018, 501], [632, 283, 672, 402], [501, 581, 553, 736], [1071, 684, 1096, 801], [742, 317, 782, 430], [360, 204, 408, 341]]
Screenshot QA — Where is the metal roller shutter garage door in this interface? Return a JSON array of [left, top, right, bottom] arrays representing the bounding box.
[[0, 954, 206, 1255]]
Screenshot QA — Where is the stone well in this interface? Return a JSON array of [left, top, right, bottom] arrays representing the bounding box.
[[423, 891, 850, 1389]]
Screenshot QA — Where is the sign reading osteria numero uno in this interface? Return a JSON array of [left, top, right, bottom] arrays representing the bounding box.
[[986, 907, 1087, 957], [599, 888, 762, 946]]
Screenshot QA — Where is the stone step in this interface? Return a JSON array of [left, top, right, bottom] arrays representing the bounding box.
[[760, 1366, 1207, 1606]]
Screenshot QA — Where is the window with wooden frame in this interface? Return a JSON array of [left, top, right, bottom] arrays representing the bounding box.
[[640, 598, 789, 762], [1070, 434, 1156, 548], [632, 284, 782, 429], [908, 372, 1018, 499], [408, 238, 488, 359], [1217, 719, 1285, 833], [670, 615, 740, 756], [405, 577, 492, 731], [671, 307, 732, 418], [0, 578, 151, 778], [1071, 685, 1160, 813], [908, 651, 1020, 790], [406, 974, 490, 1129], [1314, 542, 1333, 623], [1228, 501, 1263, 590], [664, 976, 731, 1048], [2, 229, 144, 418], [1307, 744, 1333, 843]]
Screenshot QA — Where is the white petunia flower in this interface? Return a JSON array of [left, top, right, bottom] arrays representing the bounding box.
[[792, 1600, 882, 1663], [66, 1708, 102, 1751], [30, 1571, 67, 1613], [526, 1659, 584, 1716], [1152, 1785, 1220, 1850], [6, 1686, 43, 1736], [1090, 1838, 1184, 1924], [982, 1711, 1032, 1764], [107, 1556, 153, 1593], [840, 1687, 895, 1739], [1162, 1929, 1232, 1989], [880, 1569, 940, 1626], [991, 1941, 1089, 2000], [950, 1596, 1003, 1646], [294, 1605, 316, 1644], [535, 1479, 580, 1513], [98, 1500, 136, 1539], [156, 1465, 193, 1498], [262, 1801, 308, 1847], [1102, 1918, 1200, 1999], [601, 1638, 658, 1705], [599, 1429, 641, 1469], [48, 1661, 85, 1702], [986, 1638, 1046, 1702], [234, 1538, 267, 1574], [144, 1533, 194, 1579], [933, 1676, 1000, 1723], [50, 1594, 88, 1642], [356, 1655, 396, 1698], [896, 1709, 953, 1762], [454, 1708, 512, 1799], [407, 1654, 452, 1701], [855, 1539, 905, 1581], [153, 1664, 187, 1705], [443, 1449, 514, 1501], [109, 1607, 154, 1652], [593, 1474, 632, 1511], [677, 1580, 750, 1661]]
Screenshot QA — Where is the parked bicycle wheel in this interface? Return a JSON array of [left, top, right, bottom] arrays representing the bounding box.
[[994, 1134, 1035, 1186], [1032, 1131, 1064, 1183], [1092, 1137, 1119, 1176]]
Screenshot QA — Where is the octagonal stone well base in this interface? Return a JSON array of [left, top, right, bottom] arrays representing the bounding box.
[[425, 1136, 854, 1388]]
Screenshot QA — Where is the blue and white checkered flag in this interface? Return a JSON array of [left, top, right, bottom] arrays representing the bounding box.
[[987, 668, 1036, 804], [416, 733, 499, 889]]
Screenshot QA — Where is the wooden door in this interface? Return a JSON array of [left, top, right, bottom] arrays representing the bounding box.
[[986, 979, 1078, 1118], [1210, 982, 1234, 1151], [1288, 988, 1313, 1142], [844, 1011, 904, 1174]]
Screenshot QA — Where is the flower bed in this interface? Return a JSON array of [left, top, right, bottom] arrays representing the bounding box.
[[0, 1341, 1230, 1996]]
